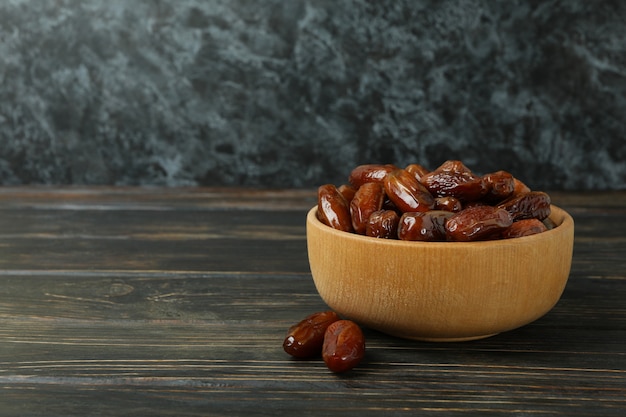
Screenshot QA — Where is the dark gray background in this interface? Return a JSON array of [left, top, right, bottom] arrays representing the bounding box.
[[0, 0, 624, 190]]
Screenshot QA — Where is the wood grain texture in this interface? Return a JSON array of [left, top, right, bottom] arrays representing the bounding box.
[[0, 187, 624, 416]]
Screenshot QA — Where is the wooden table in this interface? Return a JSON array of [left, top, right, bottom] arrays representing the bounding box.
[[0, 187, 624, 416]]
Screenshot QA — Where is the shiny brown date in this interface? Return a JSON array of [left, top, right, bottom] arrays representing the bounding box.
[[502, 219, 548, 239], [383, 169, 435, 213], [419, 160, 488, 202], [445, 205, 513, 241], [348, 164, 397, 188], [322, 320, 365, 373], [283, 311, 341, 359], [398, 211, 453, 241], [350, 182, 385, 235], [434, 196, 463, 212], [512, 178, 531, 196], [317, 184, 353, 232], [482, 170, 515, 203], [497, 191, 551, 221], [405, 163, 430, 181], [366, 210, 400, 239], [337, 184, 357, 203]]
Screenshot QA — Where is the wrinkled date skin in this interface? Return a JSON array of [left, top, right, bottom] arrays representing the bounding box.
[[283, 311, 341, 359], [317, 184, 353, 232], [383, 169, 435, 213], [482, 170, 515, 203], [420, 160, 488, 202], [398, 211, 454, 241], [350, 182, 385, 234], [497, 191, 551, 221], [446, 205, 513, 241], [322, 320, 365, 373], [349, 164, 397, 188], [502, 218, 548, 239], [366, 210, 400, 238]]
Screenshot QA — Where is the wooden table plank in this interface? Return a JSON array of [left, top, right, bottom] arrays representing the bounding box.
[[0, 187, 624, 416], [0, 208, 310, 273]]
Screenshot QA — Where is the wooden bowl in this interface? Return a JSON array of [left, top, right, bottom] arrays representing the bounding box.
[[306, 205, 574, 342]]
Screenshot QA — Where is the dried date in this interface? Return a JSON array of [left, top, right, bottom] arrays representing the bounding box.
[[502, 219, 548, 239], [337, 184, 357, 203], [366, 210, 400, 239], [348, 164, 397, 188], [398, 211, 453, 241], [283, 311, 341, 359], [383, 169, 435, 213], [322, 320, 365, 373], [419, 160, 488, 202], [512, 178, 531, 196], [446, 205, 513, 241], [317, 184, 353, 232], [497, 191, 551, 221], [434, 196, 463, 212], [482, 170, 515, 203], [405, 163, 430, 181], [350, 182, 385, 235]]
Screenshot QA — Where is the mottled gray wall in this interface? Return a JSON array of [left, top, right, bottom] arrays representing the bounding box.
[[0, 0, 624, 189]]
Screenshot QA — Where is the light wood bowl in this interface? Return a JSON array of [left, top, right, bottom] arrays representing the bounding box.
[[306, 205, 574, 342]]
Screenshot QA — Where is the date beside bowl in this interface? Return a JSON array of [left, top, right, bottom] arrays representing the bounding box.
[[306, 205, 574, 342]]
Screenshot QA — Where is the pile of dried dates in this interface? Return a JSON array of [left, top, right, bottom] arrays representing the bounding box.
[[317, 160, 554, 242]]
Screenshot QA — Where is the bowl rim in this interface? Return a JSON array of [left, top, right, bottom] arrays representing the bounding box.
[[307, 204, 574, 248]]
